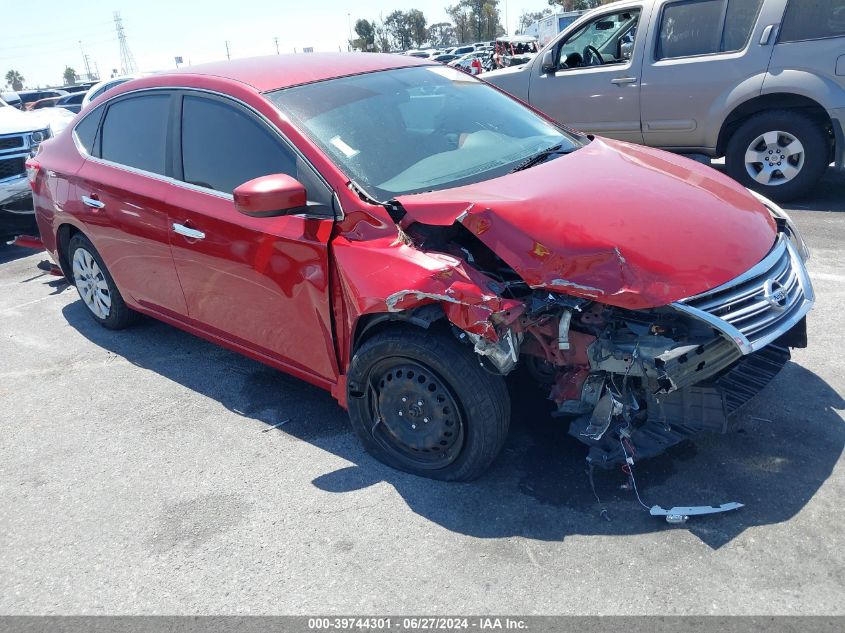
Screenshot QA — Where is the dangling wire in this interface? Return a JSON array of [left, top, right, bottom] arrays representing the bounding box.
[[586, 461, 611, 522], [620, 438, 651, 512]]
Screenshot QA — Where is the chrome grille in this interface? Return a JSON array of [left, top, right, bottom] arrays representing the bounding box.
[[674, 235, 814, 355], [0, 156, 26, 180]]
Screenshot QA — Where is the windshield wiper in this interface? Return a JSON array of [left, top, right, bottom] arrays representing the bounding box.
[[510, 143, 571, 173]]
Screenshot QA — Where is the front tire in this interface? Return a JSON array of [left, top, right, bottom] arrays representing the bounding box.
[[346, 326, 510, 481], [68, 233, 136, 329], [725, 110, 829, 202]]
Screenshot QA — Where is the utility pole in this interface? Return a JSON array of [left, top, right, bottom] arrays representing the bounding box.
[[274, 37, 280, 54], [347, 13, 352, 51], [225, 41, 231, 60], [113, 12, 138, 75], [79, 41, 92, 80]]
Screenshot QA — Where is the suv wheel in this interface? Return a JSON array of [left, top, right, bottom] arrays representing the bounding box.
[[726, 110, 829, 202], [346, 326, 510, 481], [68, 233, 136, 329]]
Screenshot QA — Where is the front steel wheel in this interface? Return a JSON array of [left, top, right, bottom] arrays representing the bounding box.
[[347, 326, 510, 481]]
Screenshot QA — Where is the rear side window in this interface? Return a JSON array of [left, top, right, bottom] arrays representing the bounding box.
[[73, 107, 103, 154], [657, 0, 763, 60], [100, 95, 169, 175], [780, 0, 845, 43], [180, 95, 296, 194]]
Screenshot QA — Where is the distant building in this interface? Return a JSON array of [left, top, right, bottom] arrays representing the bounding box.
[[522, 11, 583, 47]]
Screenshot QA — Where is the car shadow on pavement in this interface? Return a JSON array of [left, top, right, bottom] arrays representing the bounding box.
[[63, 299, 845, 550], [0, 244, 38, 265]]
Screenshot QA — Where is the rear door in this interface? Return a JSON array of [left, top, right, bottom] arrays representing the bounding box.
[[73, 92, 188, 316], [527, 3, 651, 143], [640, 0, 786, 151], [165, 92, 338, 383]]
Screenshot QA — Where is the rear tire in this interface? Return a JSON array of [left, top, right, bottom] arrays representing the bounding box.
[[346, 326, 510, 481], [725, 110, 829, 202], [68, 233, 136, 330]]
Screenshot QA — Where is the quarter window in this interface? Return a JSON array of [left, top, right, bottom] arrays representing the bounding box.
[[180, 95, 296, 194], [656, 0, 763, 60], [100, 94, 170, 174], [780, 0, 845, 43], [73, 107, 103, 155]]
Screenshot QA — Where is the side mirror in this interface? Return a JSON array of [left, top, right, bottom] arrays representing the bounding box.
[[233, 174, 307, 217], [541, 50, 556, 74]]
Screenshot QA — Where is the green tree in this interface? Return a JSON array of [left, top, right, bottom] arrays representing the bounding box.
[[5, 69, 24, 91], [63, 66, 77, 85], [407, 9, 428, 48], [354, 19, 376, 51], [428, 22, 456, 48], [447, 1, 503, 43], [446, 3, 473, 43], [518, 9, 552, 33]]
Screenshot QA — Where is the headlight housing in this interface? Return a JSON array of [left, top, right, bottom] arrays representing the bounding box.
[[749, 189, 810, 262], [28, 127, 52, 149]]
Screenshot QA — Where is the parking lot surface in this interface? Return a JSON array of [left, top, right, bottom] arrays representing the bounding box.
[[1, 169, 843, 615]]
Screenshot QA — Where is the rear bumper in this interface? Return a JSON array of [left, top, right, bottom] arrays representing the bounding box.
[[0, 175, 36, 239]]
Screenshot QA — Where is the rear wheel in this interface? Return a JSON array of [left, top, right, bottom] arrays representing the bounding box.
[[68, 233, 136, 329], [725, 110, 829, 202], [346, 326, 510, 481]]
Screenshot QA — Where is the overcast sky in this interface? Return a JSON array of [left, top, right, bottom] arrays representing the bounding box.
[[3, 0, 550, 88]]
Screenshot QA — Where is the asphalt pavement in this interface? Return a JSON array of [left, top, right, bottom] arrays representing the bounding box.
[[0, 168, 843, 615]]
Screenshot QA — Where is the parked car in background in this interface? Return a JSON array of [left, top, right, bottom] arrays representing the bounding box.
[[28, 97, 62, 111], [29, 54, 812, 482], [81, 75, 145, 109], [1, 98, 72, 239], [1, 92, 23, 110], [55, 92, 85, 114], [484, 0, 845, 201], [492, 35, 540, 69], [449, 51, 489, 74], [19, 89, 69, 109], [432, 54, 460, 64]]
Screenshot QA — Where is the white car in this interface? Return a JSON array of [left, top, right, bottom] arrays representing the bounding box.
[[81, 74, 147, 109]]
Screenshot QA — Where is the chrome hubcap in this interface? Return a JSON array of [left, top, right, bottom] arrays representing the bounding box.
[[744, 130, 805, 186], [72, 248, 111, 319]]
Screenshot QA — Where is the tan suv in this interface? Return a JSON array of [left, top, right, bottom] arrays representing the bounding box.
[[485, 0, 845, 201]]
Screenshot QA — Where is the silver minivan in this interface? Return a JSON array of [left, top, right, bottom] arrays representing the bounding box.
[[485, 0, 845, 201]]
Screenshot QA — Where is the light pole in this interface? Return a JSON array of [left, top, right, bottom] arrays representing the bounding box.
[[347, 13, 353, 52]]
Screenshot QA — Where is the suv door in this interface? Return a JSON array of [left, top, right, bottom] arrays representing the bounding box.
[[73, 92, 188, 315], [166, 92, 338, 383], [528, 3, 651, 143], [640, 0, 786, 151]]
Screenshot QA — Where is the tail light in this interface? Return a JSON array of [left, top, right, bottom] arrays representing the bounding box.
[[25, 158, 40, 187]]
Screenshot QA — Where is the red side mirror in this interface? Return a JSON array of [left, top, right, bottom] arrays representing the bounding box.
[[233, 174, 307, 217]]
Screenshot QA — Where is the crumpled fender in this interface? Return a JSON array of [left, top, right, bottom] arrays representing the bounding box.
[[332, 233, 523, 343]]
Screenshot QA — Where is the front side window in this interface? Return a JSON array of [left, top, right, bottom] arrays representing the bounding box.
[[180, 95, 296, 194], [100, 94, 169, 174], [657, 0, 763, 60], [268, 66, 582, 200], [780, 0, 845, 43], [557, 9, 642, 68]]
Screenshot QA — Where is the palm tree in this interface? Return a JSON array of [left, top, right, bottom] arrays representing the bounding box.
[[5, 70, 24, 91]]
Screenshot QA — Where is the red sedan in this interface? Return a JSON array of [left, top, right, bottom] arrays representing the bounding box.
[[28, 53, 814, 480]]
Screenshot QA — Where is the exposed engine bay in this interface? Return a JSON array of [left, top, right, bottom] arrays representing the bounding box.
[[400, 216, 811, 469]]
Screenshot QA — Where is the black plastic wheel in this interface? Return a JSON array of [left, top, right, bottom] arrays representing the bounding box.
[[346, 326, 510, 481]]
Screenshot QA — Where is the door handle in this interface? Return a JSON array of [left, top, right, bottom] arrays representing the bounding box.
[[172, 223, 205, 240], [611, 77, 638, 85], [81, 195, 105, 209], [760, 24, 776, 45]]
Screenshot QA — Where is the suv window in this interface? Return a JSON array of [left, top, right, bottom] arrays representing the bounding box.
[[780, 0, 845, 43], [180, 95, 296, 194], [100, 94, 170, 174], [656, 0, 763, 60], [557, 9, 641, 68]]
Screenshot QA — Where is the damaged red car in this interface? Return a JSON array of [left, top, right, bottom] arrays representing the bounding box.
[[29, 54, 814, 481]]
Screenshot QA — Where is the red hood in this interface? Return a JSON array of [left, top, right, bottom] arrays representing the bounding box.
[[395, 139, 777, 309]]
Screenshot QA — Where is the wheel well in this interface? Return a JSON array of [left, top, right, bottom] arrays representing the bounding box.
[[56, 224, 80, 279], [717, 93, 834, 157], [351, 304, 446, 357]]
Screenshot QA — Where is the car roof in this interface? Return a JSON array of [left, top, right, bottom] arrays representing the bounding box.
[[160, 53, 432, 92]]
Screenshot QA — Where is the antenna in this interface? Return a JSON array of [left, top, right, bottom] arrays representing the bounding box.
[[274, 37, 279, 55], [225, 40, 231, 60], [113, 11, 138, 75]]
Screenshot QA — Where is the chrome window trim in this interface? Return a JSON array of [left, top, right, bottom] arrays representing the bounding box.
[[673, 235, 814, 355], [71, 85, 334, 200]]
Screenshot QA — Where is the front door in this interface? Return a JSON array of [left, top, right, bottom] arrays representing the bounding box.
[[528, 4, 649, 143], [165, 93, 338, 383]]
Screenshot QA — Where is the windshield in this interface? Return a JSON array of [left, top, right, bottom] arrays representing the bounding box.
[[268, 65, 582, 200]]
